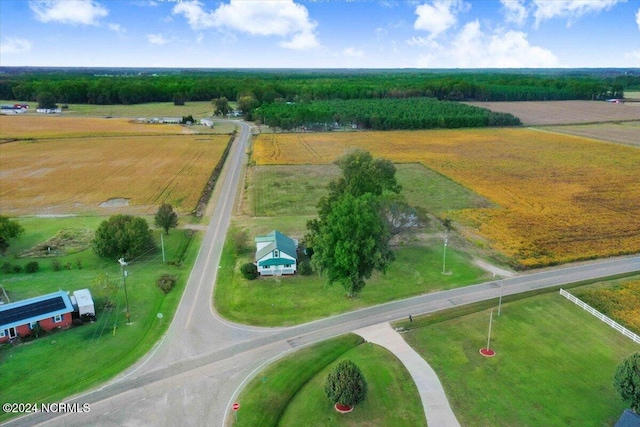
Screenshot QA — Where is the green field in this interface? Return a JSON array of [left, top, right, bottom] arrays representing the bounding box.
[[246, 163, 494, 218], [234, 334, 425, 427], [400, 292, 640, 426], [0, 217, 201, 421]]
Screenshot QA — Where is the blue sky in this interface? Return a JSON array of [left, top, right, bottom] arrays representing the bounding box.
[[1, 0, 639, 68]]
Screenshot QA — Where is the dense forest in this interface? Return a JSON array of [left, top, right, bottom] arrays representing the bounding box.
[[255, 98, 521, 130], [1, 68, 636, 130], [0, 68, 635, 106]]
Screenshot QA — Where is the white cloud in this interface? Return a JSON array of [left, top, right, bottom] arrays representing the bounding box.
[[416, 20, 559, 68], [625, 49, 640, 66], [636, 8, 640, 30], [108, 23, 126, 35], [343, 47, 364, 58], [29, 0, 108, 25], [0, 37, 33, 55], [501, 0, 528, 25], [147, 34, 168, 45], [172, 1, 216, 30], [173, 0, 319, 50], [414, 0, 468, 39], [532, 0, 622, 26]]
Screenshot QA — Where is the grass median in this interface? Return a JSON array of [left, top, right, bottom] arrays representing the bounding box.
[[233, 333, 425, 427]]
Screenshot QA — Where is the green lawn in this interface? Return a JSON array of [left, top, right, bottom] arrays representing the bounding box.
[[233, 334, 425, 427], [0, 217, 201, 421], [215, 224, 488, 326], [400, 292, 640, 427]]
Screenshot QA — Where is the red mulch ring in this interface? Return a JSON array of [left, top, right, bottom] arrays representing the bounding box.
[[479, 348, 496, 357], [335, 403, 354, 413]]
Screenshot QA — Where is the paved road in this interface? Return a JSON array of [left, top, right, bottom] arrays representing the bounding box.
[[4, 122, 640, 427]]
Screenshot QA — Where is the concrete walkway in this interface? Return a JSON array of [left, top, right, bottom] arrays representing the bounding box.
[[355, 322, 461, 427]]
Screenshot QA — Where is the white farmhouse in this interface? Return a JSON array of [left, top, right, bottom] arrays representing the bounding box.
[[255, 230, 298, 276]]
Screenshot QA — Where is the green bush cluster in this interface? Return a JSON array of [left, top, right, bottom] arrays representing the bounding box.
[[240, 262, 258, 280], [156, 274, 177, 295]]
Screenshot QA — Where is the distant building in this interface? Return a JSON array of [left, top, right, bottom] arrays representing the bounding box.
[[36, 108, 61, 114], [159, 117, 181, 124], [200, 118, 214, 127]]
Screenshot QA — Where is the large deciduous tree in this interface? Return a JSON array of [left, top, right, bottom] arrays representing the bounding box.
[[154, 203, 178, 235], [36, 91, 57, 109], [614, 352, 640, 413], [0, 216, 24, 255], [325, 360, 368, 409], [212, 97, 231, 116], [307, 149, 399, 297], [308, 193, 393, 297], [92, 215, 155, 260]]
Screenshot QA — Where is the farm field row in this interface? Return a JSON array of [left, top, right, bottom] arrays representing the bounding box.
[[543, 121, 640, 147], [576, 278, 640, 334], [464, 100, 640, 125], [253, 129, 640, 268], [0, 115, 184, 140], [0, 134, 231, 215]]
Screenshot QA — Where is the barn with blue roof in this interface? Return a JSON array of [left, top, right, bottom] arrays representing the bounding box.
[[0, 291, 74, 343]]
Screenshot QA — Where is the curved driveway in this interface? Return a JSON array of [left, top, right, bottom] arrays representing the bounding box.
[[5, 122, 640, 427]]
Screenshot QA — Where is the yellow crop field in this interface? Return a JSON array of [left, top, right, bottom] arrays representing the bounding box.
[[253, 129, 640, 268], [0, 116, 182, 140], [0, 134, 230, 215]]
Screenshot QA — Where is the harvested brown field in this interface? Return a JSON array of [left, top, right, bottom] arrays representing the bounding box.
[[465, 100, 640, 126], [253, 129, 640, 268], [541, 121, 640, 147], [0, 134, 230, 216], [0, 116, 182, 141]]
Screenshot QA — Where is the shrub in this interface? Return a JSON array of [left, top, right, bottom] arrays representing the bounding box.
[[12, 264, 22, 273], [51, 259, 61, 271], [614, 352, 640, 412], [298, 261, 313, 275], [24, 261, 39, 273], [325, 360, 368, 407], [240, 262, 258, 280], [157, 274, 177, 295]]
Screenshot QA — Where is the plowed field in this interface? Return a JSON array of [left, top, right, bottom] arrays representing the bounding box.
[[0, 134, 230, 215]]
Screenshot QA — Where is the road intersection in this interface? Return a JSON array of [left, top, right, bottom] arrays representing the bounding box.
[[5, 122, 639, 427]]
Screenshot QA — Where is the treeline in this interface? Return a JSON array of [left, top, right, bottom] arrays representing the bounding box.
[[255, 98, 521, 130], [0, 69, 634, 106]]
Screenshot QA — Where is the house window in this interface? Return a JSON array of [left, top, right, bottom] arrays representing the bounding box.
[[274, 250, 279, 258], [29, 322, 37, 330], [285, 265, 291, 268], [0, 330, 5, 338], [264, 265, 270, 269], [53, 314, 63, 323]]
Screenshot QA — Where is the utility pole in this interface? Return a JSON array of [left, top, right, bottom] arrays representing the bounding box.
[[118, 258, 131, 325], [442, 230, 448, 274]]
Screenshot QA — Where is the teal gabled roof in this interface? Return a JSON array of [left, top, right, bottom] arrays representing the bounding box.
[[258, 258, 295, 267], [255, 230, 297, 261]]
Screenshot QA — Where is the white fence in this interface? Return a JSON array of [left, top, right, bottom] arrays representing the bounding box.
[[560, 289, 640, 344]]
